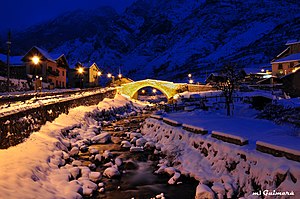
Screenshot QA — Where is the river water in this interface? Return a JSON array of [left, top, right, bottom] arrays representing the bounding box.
[[80, 114, 198, 199]]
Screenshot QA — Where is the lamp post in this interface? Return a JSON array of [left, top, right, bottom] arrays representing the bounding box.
[[188, 73, 193, 84], [31, 56, 40, 93], [107, 73, 115, 86], [6, 30, 11, 92], [96, 71, 102, 87], [77, 67, 84, 89]]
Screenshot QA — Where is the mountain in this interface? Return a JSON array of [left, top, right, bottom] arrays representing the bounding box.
[[4, 0, 300, 82]]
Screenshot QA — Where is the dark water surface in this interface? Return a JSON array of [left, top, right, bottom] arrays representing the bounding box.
[[84, 115, 198, 199]]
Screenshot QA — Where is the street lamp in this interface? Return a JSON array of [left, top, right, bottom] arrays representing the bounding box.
[[153, 88, 157, 94], [77, 67, 84, 88], [118, 73, 122, 79], [107, 73, 115, 86], [97, 71, 102, 76], [32, 56, 40, 65], [32, 56, 40, 93], [142, 90, 146, 94], [188, 73, 193, 84]]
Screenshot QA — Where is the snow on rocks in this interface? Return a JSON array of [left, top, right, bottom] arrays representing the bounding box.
[[88, 147, 99, 155], [168, 172, 181, 185], [115, 157, 123, 167], [129, 132, 142, 139], [120, 140, 131, 148], [70, 147, 80, 157], [195, 183, 215, 199], [80, 180, 98, 196], [69, 167, 80, 179], [144, 141, 156, 150], [94, 154, 102, 162], [130, 146, 144, 152], [72, 160, 82, 167], [136, 137, 147, 147], [103, 167, 121, 178], [211, 182, 225, 198], [89, 172, 102, 182], [102, 150, 113, 159], [91, 132, 111, 144]]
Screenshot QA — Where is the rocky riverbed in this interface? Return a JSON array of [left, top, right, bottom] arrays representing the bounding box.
[[55, 104, 198, 199]]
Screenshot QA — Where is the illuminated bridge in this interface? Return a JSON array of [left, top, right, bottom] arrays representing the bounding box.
[[117, 79, 186, 101], [117, 79, 214, 101]]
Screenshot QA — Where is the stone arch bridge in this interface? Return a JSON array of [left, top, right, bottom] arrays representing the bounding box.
[[117, 79, 213, 101]]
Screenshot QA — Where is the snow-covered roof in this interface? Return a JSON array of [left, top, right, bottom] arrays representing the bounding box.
[[272, 52, 300, 63], [23, 46, 64, 63], [0, 54, 23, 66], [34, 46, 64, 62], [286, 39, 300, 45]]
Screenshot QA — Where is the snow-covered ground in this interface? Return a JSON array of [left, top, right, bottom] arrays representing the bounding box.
[[142, 116, 300, 198], [162, 103, 300, 151], [0, 94, 145, 199], [0, 87, 114, 117]]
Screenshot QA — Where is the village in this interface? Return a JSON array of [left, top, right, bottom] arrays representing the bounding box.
[[0, 40, 300, 99]]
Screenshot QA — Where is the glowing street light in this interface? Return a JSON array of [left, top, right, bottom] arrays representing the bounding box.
[[189, 79, 194, 84], [78, 67, 84, 74], [77, 67, 84, 89], [142, 90, 146, 94], [97, 71, 102, 76], [153, 88, 157, 93], [118, 73, 122, 79], [107, 73, 112, 78], [188, 73, 192, 78], [32, 56, 40, 65]]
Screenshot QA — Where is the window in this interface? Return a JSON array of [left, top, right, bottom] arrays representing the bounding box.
[[62, 71, 65, 76], [290, 62, 294, 68], [56, 80, 58, 86], [278, 63, 283, 70]]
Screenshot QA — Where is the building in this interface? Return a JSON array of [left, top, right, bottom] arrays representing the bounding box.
[[271, 40, 300, 77], [68, 62, 101, 88], [22, 46, 68, 88], [281, 68, 300, 97], [0, 54, 27, 79]]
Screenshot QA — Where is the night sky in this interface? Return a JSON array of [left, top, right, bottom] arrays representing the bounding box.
[[0, 0, 135, 32]]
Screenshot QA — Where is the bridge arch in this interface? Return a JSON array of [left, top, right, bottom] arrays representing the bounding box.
[[118, 79, 186, 101]]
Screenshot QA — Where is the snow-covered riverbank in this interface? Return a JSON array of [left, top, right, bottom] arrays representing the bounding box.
[[142, 117, 300, 198], [0, 95, 145, 198]]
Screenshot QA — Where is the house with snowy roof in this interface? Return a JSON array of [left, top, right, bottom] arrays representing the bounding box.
[[281, 68, 300, 97], [0, 54, 27, 79], [22, 46, 69, 88], [271, 40, 300, 77], [68, 62, 101, 88]]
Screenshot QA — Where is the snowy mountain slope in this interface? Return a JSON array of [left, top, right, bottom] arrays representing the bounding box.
[[7, 0, 300, 81]]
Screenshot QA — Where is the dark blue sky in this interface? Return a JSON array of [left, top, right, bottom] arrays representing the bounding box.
[[0, 0, 135, 32]]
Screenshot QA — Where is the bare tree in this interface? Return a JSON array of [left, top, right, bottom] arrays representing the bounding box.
[[217, 64, 244, 116]]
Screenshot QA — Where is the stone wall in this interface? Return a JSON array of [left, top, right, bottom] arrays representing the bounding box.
[[0, 89, 116, 149]]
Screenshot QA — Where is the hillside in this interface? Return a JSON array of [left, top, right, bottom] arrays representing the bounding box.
[[3, 0, 300, 82]]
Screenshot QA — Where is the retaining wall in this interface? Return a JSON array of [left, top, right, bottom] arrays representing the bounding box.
[[0, 89, 116, 149]]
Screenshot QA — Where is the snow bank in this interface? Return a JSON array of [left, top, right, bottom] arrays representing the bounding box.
[[142, 118, 300, 198], [0, 94, 140, 199], [212, 131, 248, 146]]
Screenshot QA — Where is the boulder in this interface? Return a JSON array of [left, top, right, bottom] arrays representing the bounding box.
[[103, 167, 120, 178]]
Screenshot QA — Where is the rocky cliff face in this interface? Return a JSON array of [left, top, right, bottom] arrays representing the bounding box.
[[5, 0, 300, 81]]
